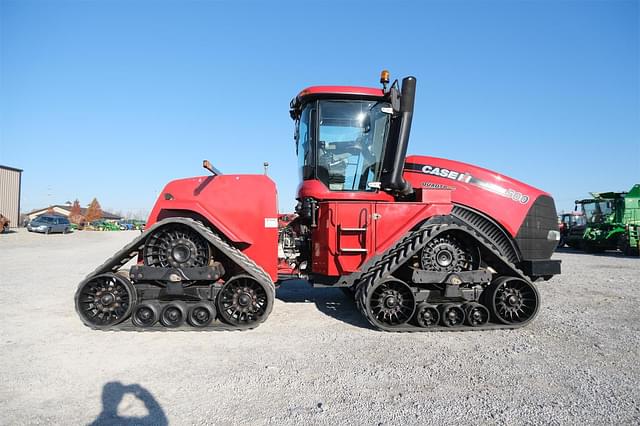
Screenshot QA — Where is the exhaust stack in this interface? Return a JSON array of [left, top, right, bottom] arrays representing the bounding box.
[[382, 76, 416, 195]]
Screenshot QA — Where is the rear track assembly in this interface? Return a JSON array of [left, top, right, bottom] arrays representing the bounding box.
[[355, 218, 541, 332]]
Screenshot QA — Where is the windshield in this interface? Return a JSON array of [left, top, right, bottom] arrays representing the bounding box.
[[296, 99, 390, 191], [562, 215, 586, 226], [581, 201, 613, 223]]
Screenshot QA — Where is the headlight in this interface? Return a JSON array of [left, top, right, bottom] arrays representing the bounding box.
[[547, 230, 560, 241]]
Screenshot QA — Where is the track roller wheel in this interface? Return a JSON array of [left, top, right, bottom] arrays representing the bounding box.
[[439, 304, 465, 327], [75, 273, 136, 329], [160, 302, 186, 328], [132, 303, 159, 328], [486, 276, 539, 325], [463, 302, 489, 327], [364, 278, 415, 328], [217, 275, 273, 326], [187, 302, 216, 328], [414, 303, 440, 328]]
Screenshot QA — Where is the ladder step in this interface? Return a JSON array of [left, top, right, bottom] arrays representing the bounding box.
[[339, 227, 367, 232], [340, 248, 368, 253]]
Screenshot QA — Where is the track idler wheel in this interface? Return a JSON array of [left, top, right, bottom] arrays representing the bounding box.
[[187, 302, 216, 328], [463, 302, 490, 327], [217, 275, 273, 326], [160, 302, 187, 328], [486, 276, 540, 325], [414, 303, 440, 328], [364, 278, 416, 328], [439, 304, 465, 327], [132, 303, 160, 328], [75, 273, 136, 329]]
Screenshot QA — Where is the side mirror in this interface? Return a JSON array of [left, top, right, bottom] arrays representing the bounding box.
[[389, 86, 401, 114]]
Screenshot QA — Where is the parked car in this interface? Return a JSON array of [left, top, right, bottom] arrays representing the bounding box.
[[27, 215, 71, 234]]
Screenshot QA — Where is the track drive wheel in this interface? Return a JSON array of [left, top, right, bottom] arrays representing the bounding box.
[[75, 273, 136, 329], [420, 233, 480, 272], [216, 275, 273, 326], [144, 224, 211, 268], [360, 278, 415, 328], [486, 276, 539, 325]]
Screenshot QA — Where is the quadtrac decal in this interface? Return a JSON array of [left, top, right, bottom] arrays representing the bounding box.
[[264, 218, 278, 228], [421, 182, 455, 190], [405, 163, 530, 205]]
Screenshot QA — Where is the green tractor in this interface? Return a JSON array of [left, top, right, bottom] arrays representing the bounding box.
[[566, 184, 640, 255]]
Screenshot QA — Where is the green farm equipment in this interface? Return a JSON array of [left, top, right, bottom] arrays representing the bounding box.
[[566, 184, 640, 255], [89, 220, 121, 231], [620, 184, 640, 255]]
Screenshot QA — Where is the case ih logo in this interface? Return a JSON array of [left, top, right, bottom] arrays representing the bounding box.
[[405, 163, 530, 205], [405, 163, 473, 182], [419, 165, 473, 183]]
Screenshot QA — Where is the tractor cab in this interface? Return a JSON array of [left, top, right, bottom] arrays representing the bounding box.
[[290, 72, 417, 202], [576, 192, 625, 224], [296, 95, 389, 192]]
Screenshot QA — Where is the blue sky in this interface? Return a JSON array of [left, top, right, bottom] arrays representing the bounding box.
[[1, 0, 638, 216]]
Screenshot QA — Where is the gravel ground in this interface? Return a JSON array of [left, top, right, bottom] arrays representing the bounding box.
[[0, 229, 638, 425]]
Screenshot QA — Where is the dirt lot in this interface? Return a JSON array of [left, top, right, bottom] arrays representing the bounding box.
[[0, 229, 638, 425]]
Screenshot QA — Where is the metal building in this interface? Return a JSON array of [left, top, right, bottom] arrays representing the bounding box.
[[0, 165, 23, 228]]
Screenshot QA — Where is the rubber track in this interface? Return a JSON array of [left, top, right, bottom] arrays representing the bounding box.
[[77, 217, 275, 332], [451, 204, 520, 265], [355, 217, 537, 332]]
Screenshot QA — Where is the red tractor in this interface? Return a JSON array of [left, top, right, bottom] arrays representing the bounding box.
[[75, 72, 561, 332]]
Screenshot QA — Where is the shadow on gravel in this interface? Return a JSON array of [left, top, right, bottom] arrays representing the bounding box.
[[555, 247, 638, 259], [276, 280, 373, 330], [90, 382, 167, 426]]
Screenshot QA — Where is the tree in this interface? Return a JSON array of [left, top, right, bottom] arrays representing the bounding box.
[[85, 198, 103, 223], [69, 199, 84, 224]]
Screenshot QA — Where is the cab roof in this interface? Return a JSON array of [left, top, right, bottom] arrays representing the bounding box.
[[290, 85, 385, 118], [296, 85, 384, 99]]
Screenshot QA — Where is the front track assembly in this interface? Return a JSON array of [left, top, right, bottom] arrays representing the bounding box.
[[355, 218, 541, 332], [74, 218, 275, 331]]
